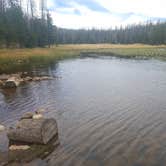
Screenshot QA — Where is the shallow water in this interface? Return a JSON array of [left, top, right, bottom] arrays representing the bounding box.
[[1, 56, 166, 165]]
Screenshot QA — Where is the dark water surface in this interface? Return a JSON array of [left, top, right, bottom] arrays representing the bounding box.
[[1, 57, 166, 165]]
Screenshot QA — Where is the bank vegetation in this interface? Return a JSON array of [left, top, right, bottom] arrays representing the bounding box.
[[0, 44, 166, 74]]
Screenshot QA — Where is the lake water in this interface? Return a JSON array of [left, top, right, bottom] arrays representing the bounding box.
[[1, 56, 166, 165]]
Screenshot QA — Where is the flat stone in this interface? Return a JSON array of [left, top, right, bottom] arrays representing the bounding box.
[[9, 145, 30, 151], [32, 114, 43, 119], [24, 76, 33, 82], [33, 77, 41, 81], [41, 76, 53, 80], [32, 76, 53, 82]]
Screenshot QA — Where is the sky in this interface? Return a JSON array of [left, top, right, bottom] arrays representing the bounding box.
[[46, 0, 166, 29]]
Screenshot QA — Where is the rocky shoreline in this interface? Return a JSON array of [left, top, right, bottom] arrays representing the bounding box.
[[0, 73, 54, 89]]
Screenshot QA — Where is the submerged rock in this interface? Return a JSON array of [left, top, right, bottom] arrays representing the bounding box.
[[0, 73, 54, 89], [8, 118, 58, 145], [20, 112, 34, 120], [3, 76, 22, 88], [32, 76, 53, 82], [7, 135, 59, 164], [9, 145, 30, 151], [20, 110, 46, 121], [23, 76, 53, 82], [3, 112, 59, 164]]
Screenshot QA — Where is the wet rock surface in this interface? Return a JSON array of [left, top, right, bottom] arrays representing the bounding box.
[[4, 77, 21, 88], [0, 110, 59, 165], [8, 113, 58, 145], [20, 112, 34, 120], [0, 73, 54, 89], [2, 136, 59, 165]]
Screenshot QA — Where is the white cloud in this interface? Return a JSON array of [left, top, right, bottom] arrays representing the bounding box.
[[50, 3, 122, 29], [95, 0, 166, 18], [47, 0, 55, 9], [51, 12, 122, 29], [41, 0, 166, 29]]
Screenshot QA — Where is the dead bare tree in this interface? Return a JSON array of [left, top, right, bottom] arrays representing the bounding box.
[[29, 0, 35, 18], [40, 0, 46, 20], [0, 0, 6, 13], [19, 0, 21, 8]]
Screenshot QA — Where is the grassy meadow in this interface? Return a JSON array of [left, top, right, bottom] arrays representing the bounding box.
[[0, 44, 166, 73]]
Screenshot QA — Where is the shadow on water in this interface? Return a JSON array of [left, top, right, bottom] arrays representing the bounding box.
[[1, 56, 166, 165]]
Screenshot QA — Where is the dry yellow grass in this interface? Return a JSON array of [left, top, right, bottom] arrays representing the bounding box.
[[0, 44, 165, 58], [0, 44, 166, 73], [58, 44, 166, 49]]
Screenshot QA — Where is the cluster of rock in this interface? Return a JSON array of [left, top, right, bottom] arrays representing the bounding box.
[[8, 110, 58, 145], [0, 109, 59, 145], [0, 109, 59, 164], [0, 73, 53, 88]]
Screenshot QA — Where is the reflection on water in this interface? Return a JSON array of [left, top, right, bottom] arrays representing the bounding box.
[[1, 57, 166, 165]]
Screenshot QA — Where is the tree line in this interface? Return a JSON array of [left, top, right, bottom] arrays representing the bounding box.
[[57, 21, 166, 45], [0, 1, 166, 48], [0, 0, 56, 48]]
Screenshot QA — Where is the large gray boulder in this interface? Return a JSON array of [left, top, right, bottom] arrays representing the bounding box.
[[3, 76, 22, 88], [7, 118, 58, 144]]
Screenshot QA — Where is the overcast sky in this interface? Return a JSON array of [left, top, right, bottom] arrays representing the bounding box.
[[47, 0, 166, 29]]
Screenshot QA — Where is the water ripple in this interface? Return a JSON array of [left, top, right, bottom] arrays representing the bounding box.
[[1, 57, 166, 165]]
